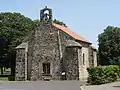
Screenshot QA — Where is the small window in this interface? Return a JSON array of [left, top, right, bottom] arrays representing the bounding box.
[[83, 53, 85, 65], [43, 63, 50, 75]]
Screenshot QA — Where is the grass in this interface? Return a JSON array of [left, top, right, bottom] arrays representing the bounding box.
[[0, 77, 8, 81], [0, 68, 10, 81]]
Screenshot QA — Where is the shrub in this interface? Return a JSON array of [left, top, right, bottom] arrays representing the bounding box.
[[87, 65, 120, 85]]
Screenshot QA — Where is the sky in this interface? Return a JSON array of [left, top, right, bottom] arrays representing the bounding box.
[[0, 0, 120, 48]]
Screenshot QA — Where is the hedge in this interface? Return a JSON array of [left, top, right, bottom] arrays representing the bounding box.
[[87, 65, 120, 85]]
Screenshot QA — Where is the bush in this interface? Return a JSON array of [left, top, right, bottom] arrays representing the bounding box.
[[87, 65, 120, 85]]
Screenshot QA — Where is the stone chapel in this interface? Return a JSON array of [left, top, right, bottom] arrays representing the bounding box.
[[15, 6, 97, 81]]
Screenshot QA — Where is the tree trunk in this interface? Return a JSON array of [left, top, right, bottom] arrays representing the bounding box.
[[4, 67, 5, 71], [1, 67, 3, 75]]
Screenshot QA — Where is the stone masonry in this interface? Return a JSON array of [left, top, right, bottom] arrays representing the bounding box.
[[15, 49, 25, 81]]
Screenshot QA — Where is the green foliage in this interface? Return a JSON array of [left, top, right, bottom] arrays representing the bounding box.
[[0, 12, 34, 52], [98, 26, 120, 65], [0, 12, 34, 71], [53, 19, 67, 27], [33, 19, 67, 27], [0, 77, 8, 81], [87, 65, 120, 85]]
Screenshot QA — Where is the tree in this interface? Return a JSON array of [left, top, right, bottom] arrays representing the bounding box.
[[0, 37, 5, 75], [98, 26, 120, 65], [0, 12, 34, 52], [0, 12, 34, 75], [33, 19, 67, 27], [0, 37, 5, 56], [53, 19, 67, 27]]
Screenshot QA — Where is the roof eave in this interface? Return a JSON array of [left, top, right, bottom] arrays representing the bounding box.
[[75, 39, 92, 44]]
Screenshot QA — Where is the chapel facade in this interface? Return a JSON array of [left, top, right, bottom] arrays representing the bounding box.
[[15, 6, 97, 81]]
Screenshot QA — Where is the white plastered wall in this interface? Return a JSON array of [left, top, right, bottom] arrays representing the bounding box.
[[79, 47, 89, 80], [93, 51, 97, 67]]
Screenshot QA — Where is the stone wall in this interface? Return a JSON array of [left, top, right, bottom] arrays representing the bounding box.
[[57, 29, 82, 80], [78, 48, 82, 80], [59, 30, 74, 53], [15, 49, 25, 81], [62, 47, 80, 80], [30, 23, 61, 80], [15, 22, 96, 81], [88, 46, 97, 67], [81, 47, 89, 80], [76, 40, 91, 80], [58, 29, 80, 80], [27, 22, 94, 80], [27, 30, 35, 80], [93, 51, 97, 67], [29, 22, 82, 80]]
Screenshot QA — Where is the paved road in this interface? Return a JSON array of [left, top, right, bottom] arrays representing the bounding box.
[[0, 81, 120, 90], [83, 82, 120, 90], [0, 81, 84, 90]]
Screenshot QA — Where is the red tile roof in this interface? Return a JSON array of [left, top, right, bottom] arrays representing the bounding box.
[[53, 23, 91, 44]]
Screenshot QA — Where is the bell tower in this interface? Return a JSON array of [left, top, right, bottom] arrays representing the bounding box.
[[40, 6, 52, 23]]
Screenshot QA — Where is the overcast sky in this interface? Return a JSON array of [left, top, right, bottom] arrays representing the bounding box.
[[0, 0, 120, 48]]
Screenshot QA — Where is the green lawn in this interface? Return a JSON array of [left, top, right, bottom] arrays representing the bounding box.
[[0, 77, 8, 81], [0, 68, 10, 81]]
